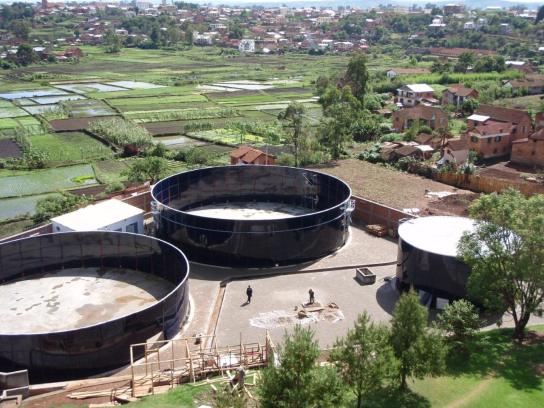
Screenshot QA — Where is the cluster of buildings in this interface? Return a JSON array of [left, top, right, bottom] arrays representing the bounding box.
[[382, 79, 544, 169]]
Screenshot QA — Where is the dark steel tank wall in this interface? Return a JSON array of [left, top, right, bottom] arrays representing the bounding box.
[[395, 237, 471, 300], [152, 166, 352, 267], [0, 232, 189, 381]]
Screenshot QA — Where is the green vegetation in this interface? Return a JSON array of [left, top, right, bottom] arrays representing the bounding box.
[[0, 164, 96, 198], [33, 192, 88, 223], [89, 118, 153, 149], [29, 132, 114, 166], [459, 189, 544, 340]]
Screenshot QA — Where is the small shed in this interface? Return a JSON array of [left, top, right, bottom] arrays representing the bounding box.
[[51, 199, 144, 234]]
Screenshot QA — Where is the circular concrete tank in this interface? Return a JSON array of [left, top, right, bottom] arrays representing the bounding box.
[[151, 165, 353, 268], [396, 216, 475, 301], [0, 231, 190, 381]]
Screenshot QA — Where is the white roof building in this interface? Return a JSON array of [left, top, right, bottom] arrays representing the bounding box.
[[51, 199, 144, 234], [467, 114, 490, 122]]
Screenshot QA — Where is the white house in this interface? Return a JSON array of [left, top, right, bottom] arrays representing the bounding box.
[[51, 199, 144, 234], [239, 39, 255, 53], [396, 84, 436, 107]]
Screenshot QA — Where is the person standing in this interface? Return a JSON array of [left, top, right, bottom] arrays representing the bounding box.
[[309, 288, 315, 304], [246, 285, 253, 304]]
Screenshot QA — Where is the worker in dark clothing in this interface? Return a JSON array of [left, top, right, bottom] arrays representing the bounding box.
[[246, 285, 253, 304], [309, 288, 315, 304]]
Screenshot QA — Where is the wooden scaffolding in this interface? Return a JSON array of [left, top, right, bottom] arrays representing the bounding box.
[[129, 333, 275, 398]]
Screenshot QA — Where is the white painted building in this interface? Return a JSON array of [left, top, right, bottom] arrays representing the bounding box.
[[51, 199, 144, 234], [239, 39, 255, 53]]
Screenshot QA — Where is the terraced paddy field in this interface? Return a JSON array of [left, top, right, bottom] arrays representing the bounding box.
[[0, 46, 353, 238]]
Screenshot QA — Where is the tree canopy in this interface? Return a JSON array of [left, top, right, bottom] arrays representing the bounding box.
[[459, 189, 544, 340], [391, 291, 446, 389]]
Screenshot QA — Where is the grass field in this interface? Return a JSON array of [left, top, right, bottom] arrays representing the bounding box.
[[29, 132, 114, 166]]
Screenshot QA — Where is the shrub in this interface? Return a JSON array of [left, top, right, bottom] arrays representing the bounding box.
[[358, 143, 383, 164], [105, 181, 125, 194], [435, 299, 480, 353], [277, 152, 296, 166], [33, 193, 87, 224]]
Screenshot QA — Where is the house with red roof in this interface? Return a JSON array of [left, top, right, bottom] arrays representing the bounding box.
[[230, 145, 276, 165]]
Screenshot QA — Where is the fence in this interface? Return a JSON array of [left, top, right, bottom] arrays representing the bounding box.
[[351, 195, 414, 233], [434, 172, 544, 196]]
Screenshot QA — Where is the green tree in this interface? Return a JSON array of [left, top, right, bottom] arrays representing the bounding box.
[[103, 29, 122, 53], [318, 86, 360, 159], [461, 98, 479, 116], [391, 291, 446, 389], [150, 24, 161, 48], [436, 299, 480, 353], [536, 5, 544, 23], [454, 52, 475, 73], [8, 19, 31, 40], [331, 312, 397, 408], [458, 189, 544, 341], [125, 156, 169, 184], [33, 193, 87, 224], [345, 52, 369, 104], [16, 43, 37, 66], [258, 325, 345, 408], [278, 102, 306, 167]]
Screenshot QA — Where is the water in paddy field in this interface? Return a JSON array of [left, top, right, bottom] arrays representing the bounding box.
[[0, 267, 174, 335], [186, 201, 310, 220]]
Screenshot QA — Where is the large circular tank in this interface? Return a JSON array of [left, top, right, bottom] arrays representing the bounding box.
[[151, 165, 353, 268], [396, 216, 475, 301], [0, 231, 189, 380]]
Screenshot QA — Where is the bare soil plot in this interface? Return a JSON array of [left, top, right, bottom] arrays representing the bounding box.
[[315, 159, 467, 212], [49, 115, 118, 131], [0, 138, 22, 158]]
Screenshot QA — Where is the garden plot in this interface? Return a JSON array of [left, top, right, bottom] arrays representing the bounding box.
[[55, 83, 129, 94], [0, 89, 67, 100], [197, 84, 239, 92], [107, 81, 165, 90], [188, 129, 266, 146], [0, 138, 22, 158], [143, 118, 230, 136], [0, 116, 43, 134], [23, 104, 60, 115], [13, 98, 35, 106], [64, 99, 117, 117], [92, 158, 133, 184], [49, 116, 118, 132], [0, 106, 29, 118], [155, 135, 207, 149], [107, 94, 209, 112], [0, 164, 97, 198], [31, 94, 86, 105], [29, 132, 114, 166], [126, 107, 238, 123], [0, 192, 61, 220], [213, 81, 274, 91]]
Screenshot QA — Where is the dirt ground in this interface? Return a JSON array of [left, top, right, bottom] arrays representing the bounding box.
[[315, 159, 473, 214], [478, 161, 542, 182]]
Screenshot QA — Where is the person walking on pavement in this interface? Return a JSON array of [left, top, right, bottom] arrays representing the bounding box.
[[246, 285, 253, 304], [309, 288, 315, 304]]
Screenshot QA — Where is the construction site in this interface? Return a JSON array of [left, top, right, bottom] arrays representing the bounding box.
[[0, 165, 489, 407]]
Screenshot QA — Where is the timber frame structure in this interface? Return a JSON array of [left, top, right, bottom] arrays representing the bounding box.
[[129, 333, 275, 397]]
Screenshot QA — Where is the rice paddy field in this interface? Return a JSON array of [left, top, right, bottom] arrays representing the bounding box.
[[0, 46, 351, 235]]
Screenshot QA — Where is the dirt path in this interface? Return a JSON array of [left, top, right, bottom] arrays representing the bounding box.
[[445, 376, 494, 408]]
